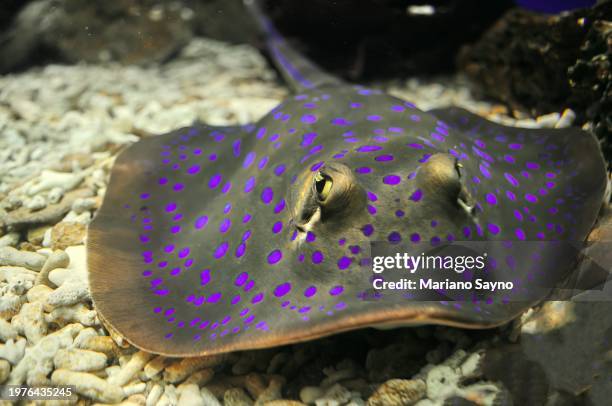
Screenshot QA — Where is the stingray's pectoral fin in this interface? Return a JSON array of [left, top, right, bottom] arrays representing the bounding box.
[[429, 106, 607, 236], [88, 122, 255, 356], [423, 106, 608, 308]]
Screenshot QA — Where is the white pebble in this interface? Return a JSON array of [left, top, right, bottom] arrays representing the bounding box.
[[25, 195, 46, 211], [0, 359, 10, 384], [0, 247, 46, 271], [200, 387, 222, 406], [300, 386, 324, 404], [47, 187, 65, 204], [8, 323, 82, 385], [145, 383, 163, 406], [4, 272, 34, 295], [108, 350, 154, 386], [536, 112, 561, 128], [321, 367, 355, 387], [26, 170, 84, 196], [459, 351, 483, 378], [315, 384, 351, 406], [11, 301, 47, 344], [555, 108, 576, 128], [51, 368, 124, 403], [42, 228, 53, 248], [123, 381, 147, 397], [143, 355, 169, 380], [71, 197, 96, 214], [72, 327, 99, 348], [54, 348, 107, 372], [0, 233, 20, 248], [48, 267, 71, 286], [178, 383, 205, 406], [0, 338, 26, 365], [45, 303, 98, 326], [157, 384, 178, 406], [426, 365, 459, 401], [47, 277, 90, 306], [0, 318, 18, 341]]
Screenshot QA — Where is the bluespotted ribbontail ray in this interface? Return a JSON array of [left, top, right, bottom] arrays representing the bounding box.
[[87, 1, 608, 356]]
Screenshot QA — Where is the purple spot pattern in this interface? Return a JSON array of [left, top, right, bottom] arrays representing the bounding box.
[[116, 85, 587, 346]]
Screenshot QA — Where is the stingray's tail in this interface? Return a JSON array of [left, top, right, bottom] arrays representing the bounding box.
[[243, 0, 343, 92]]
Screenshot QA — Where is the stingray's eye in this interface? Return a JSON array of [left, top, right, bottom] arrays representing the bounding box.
[[288, 162, 365, 227], [314, 171, 333, 201]]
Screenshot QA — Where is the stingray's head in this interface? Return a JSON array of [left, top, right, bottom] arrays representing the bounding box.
[[287, 152, 478, 259]]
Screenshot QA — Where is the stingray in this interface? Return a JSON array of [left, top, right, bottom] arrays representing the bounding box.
[[87, 1, 608, 356]]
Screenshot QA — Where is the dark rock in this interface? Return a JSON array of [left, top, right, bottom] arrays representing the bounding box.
[[365, 340, 427, 382], [520, 302, 612, 398], [442, 397, 479, 406], [190, 0, 261, 45], [0, 0, 29, 30], [0, 0, 195, 72], [0, 0, 56, 73], [586, 371, 612, 405], [0, 0, 514, 76], [458, 2, 611, 163], [45, 0, 194, 65], [480, 301, 612, 404], [261, 0, 514, 81], [482, 345, 549, 405], [458, 9, 583, 113], [568, 18, 612, 164]]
